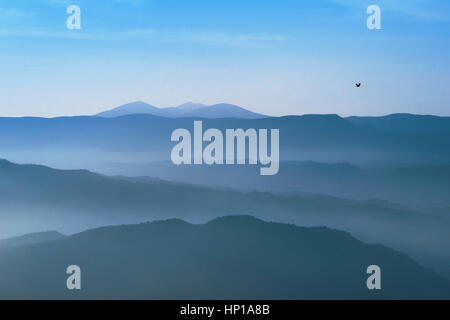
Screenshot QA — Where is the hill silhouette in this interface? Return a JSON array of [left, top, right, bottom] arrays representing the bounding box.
[[178, 103, 267, 119], [103, 160, 450, 207], [0, 159, 449, 281], [1, 114, 449, 172], [0, 216, 448, 299], [347, 113, 450, 136], [0, 231, 66, 248], [96, 101, 266, 119], [96, 101, 162, 117]]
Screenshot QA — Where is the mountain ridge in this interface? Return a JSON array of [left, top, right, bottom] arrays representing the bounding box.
[[0, 158, 449, 281], [0, 231, 66, 248], [96, 101, 267, 119], [0, 215, 448, 299], [2, 113, 448, 170]]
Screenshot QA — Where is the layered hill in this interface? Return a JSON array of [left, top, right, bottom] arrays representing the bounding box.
[[96, 101, 266, 119], [100, 160, 450, 207], [0, 159, 449, 280], [0, 216, 448, 299], [1, 114, 448, 172], [0, 231, 66, 248]]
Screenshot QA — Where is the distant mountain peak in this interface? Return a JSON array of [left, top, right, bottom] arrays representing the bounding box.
[[174, 102, 206, 111], [180, 103, 267, 119], [96, 101, 267, 119], [96, 101, 160, 118]]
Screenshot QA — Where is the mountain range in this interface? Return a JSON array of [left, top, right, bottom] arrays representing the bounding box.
[[98, 160, 450, 207], [1, 113, 449, 173], [0, 159, 449, 281], [0, 231, 66, 248], [0, 107, 449, 296], [96, 101, 267, 119], [0, 216, 448, 299]]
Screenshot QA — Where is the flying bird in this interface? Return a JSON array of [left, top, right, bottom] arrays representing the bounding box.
[[355, 83, 361, 87]]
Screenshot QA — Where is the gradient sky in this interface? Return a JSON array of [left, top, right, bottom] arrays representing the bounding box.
[[0, 0, 449, 117]]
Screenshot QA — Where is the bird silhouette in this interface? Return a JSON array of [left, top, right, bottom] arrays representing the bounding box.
[[356, 83, 361, 87]]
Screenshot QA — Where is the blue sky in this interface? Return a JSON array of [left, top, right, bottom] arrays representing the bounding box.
[[0, 0, 449, 117]]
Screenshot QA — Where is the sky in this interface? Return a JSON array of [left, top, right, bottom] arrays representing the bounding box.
[[0, 0, 449, 117]]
